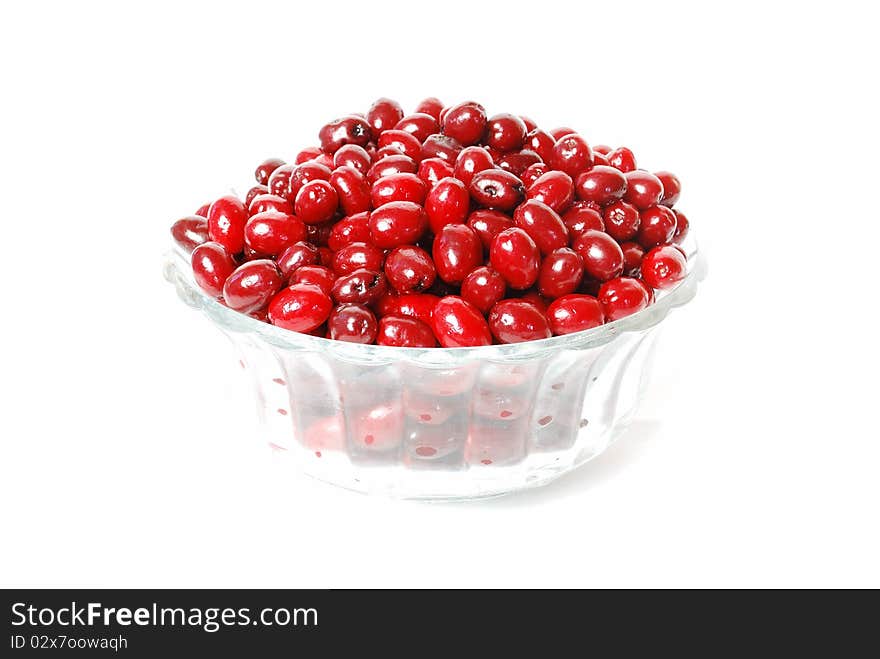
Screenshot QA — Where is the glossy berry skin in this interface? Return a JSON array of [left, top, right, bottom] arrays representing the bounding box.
[[654, 171, 682, 207], [377, 129, 422, 160], [461, 266, 506, 314], [537, 248, 584, 298], [619, 241, 646, 275], [453, 146, 495, 187], [519, 291, 550, 314], [521, 162, 550, 188], [495, 149, 541, 177], [425, 177, 469, 233], [327, 212, 371, 250], [367, 154, 417, 184], [607, 147, 637, 172], [276, 241, 320, 277], [329, 165, 371, 216], [549, 126, 576, 141], [377, 315, 437, 347], [546, 294, 605, 335], [328, 303, 378, 344], [526, 171, 574, 213], [490, 227, 541, 290], [255, 157, 285, 185], [248, 193, 293, 216], [207, 195, 248, 254], [244, 211, 306, 257], [330, 268, 387, 305], [488, 299, 551, 344], [623, 171, 665, 209], [318, 115, 372, 154], [431, 296, 492, 348], [417, 158, 454, 187], [245, 185, 269, 209], [268, 283, 333, 332], [640, 245, 687, 290], [395, 113, 439, 142], [288, 161, 332, 198], [469, 169, 525, 212], [333, 144, 371, 175], [222, 259, 283, 313], [384, 245, 436, 293], [637, 205, 677, 248], [597, 277, 651, 321], [440, 101, 487, 146], [366, 97, 404, 136], [485, 113, 528, 152], [467, 209, 514, 249], [576, 166, 627, 205], [513, 199, 569, 255], [194, 202, 210, 217], [290, 265, 336, 296], [562, 205, 605, 240], [672, 210, 690, 243], [267, 164, 296, 200], [307, 221, 334, 248], [294, 179, 339, 225], [377, 293, 439, 326], [421, 134, 463, 163], [525, 128, 555, 162], [371, 172, 428, 207], [369, 201, 428, 248], [191, 242, 236, 297], [294, 146, 322, 164], [573, 230, 625, 281], [549, 134, 594, 178], [171, 215, 208, 253], [601, 200, 639, 241], [415, 97, 444, 120], [432, 224, 483, 285], [332, 241, 385, 276]]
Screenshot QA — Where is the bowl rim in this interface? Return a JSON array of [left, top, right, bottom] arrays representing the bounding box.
[[164, 234, 706, 365]]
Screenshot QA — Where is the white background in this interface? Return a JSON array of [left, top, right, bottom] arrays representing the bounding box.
[[1, 0, 878, 588]]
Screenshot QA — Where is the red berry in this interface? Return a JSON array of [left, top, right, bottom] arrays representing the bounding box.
[[244, 211, 306, 257], [366, 97, 404, 136], [526, 170, 574, 213], [603, 200, 641, 241], [440, 101, 487, 146], [461, 266, 506, 314], [537, 248, 584, 298], [655, 171, 681, 207], [607, 147, 637, 172], [425, 176, 470, 233], [619, 241, 645, 275], [207, 194, 248, 254], [194, 202, 210, 217], [295, 147, 322, 164], [288, 161, 332, 199], [395, 113, 439, 142], [432, 224, 483, 285], [519, 291, 550, 314], [332, 241, 385, 276], [421, 134, 463, 163], [521, 162, 550, 188], [637, 205, 677, 248], [431, 296, 492, 347], [327, 211, 371, 250], [592, 151, 610, 166], [328, 303, 378, 344], [377, 129, 422, 160], [593, 144, 613, 155], [294, 179, 339, 225], [223, 259, 283, 313], [248, 193, 293, 216], [640, 245, 687, 290], [377, 315, 437, 347], [333, 144, 371, 175], [597, 276, 651, 321], [488, 299, 551, 344], [672, 209, 690, 243], [371, 172, 428, 207], [525, 128, 555, 162], [377, 293, 439, 326], [572, 229, 624, 281], [269, 283, 333, 332], [546, 294, 605, 335], [367, 154, 417, 184], [623, 171, 664, 209], [171, 215, 208, 253], [255, 157, 285, 185], [415, 97, 444, 121], [489, 227, 541, 290], [289, 263, 336, 296], [329, 165, 371, 216], [562, 205, 605, 240], [495, 149, 542, 176], [330, 268, 388, 305], [485, 113, 528, 152], [417, 158, 454, 187], [318, 115, 372, 154], [549, 126, 576, 141], [469, 169, 525, 212], [276, 241, 320, 277], [576, 165, 627, 205], [191, 242, 236, 298], [467, 209, 514, 249], [549, 134, 594, 178], [307, 221, 334, 247], [513, 199, 569, 255], [384, 245, 436, 293], [245, 185, 269, 209], [267, 164, 296, 199], [453, 146, 495, 187], [369, 201, 428, 248]]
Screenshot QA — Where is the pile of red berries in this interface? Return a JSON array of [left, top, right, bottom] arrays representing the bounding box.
[[172, 98, 690, 348]]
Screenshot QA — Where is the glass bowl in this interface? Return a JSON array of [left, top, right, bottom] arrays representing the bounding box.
[[163, 231, 705, 500]]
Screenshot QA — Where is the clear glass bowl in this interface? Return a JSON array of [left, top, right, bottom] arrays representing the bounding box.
[[164, 233, 705, 500]]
